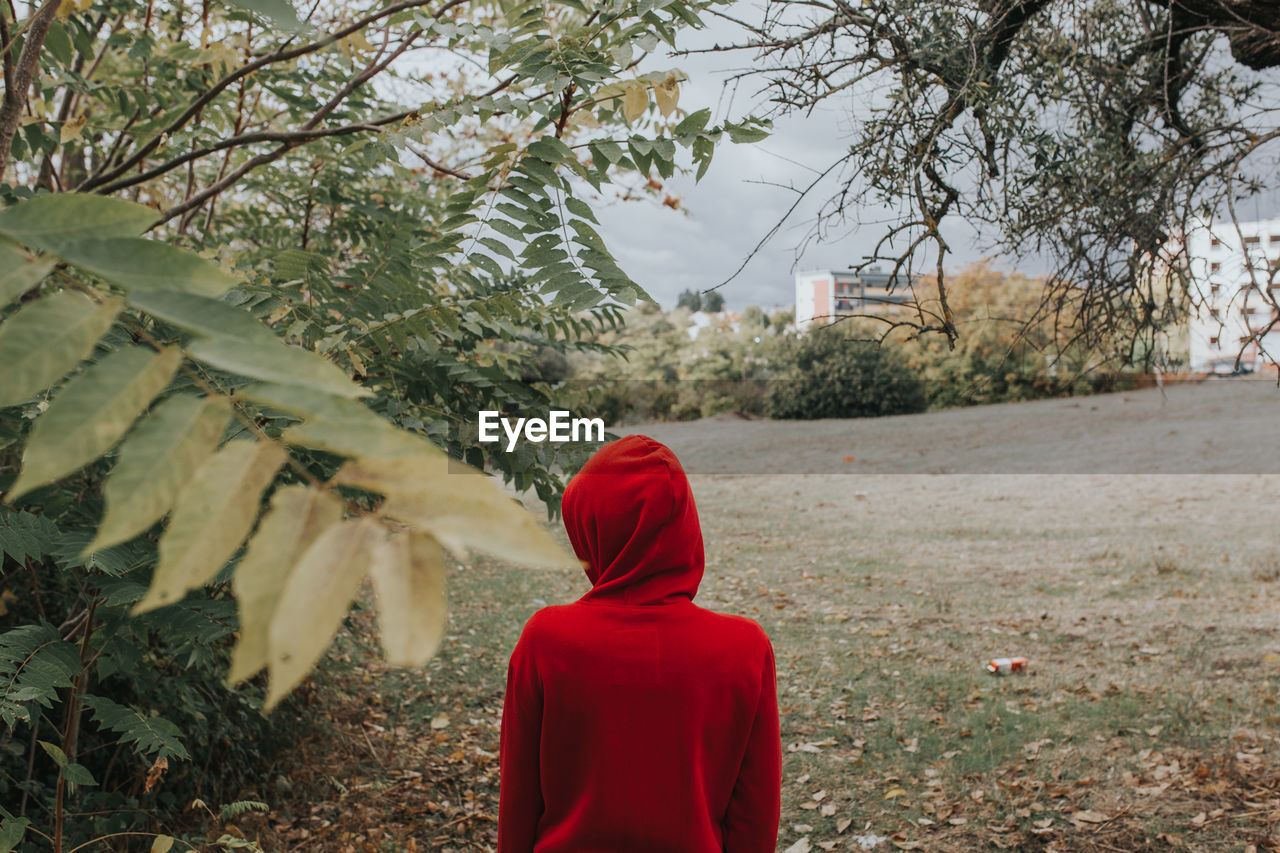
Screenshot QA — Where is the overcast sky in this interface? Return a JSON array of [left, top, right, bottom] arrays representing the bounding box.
[[591, 8, 1280, 312], [592, 10, 992, 312], [395, 4, 1279, 313]]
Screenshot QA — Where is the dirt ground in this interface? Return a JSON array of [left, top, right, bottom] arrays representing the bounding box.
[[249, 379, 1280, 853]]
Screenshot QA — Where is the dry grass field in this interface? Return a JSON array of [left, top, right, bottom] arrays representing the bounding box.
[[255, 379, 1280, 853]]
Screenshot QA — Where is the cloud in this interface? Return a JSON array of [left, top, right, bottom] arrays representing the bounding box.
[[595, 10, 995, 310]]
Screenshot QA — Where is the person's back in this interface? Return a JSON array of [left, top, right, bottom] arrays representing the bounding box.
[[498, 435, 781, 853]]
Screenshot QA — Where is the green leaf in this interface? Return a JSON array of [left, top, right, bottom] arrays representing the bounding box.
[[219, 0, 305, 31], [526, 136, 574, 163], [0, 241, 55, 307], [187, 335, 369, 399], [726, 121, 770, 144], [487, 218, 527, 241], [0, 194, 156, 252], [674, 107, 711, 136], [89, 395, 232, 552], [8, 347, 182, 501], [228, 486, 344, 685], [0, 624, 79, 727], [80, 695, 190, 761], [56, 238, 237, 298], [265, 517, 382, 711], [0, 292, 122, 409], [0, 814, 30, 853], [62, 762, 97, 787], [564, 196, 598, 223], [134, 440, 286, 613], [126, 289, 275, 339], [234, 383, 431, 457], [38, 740, 67, 767]]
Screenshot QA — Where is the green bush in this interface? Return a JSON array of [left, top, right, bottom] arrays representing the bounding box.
[[768, 329, 928, 419]]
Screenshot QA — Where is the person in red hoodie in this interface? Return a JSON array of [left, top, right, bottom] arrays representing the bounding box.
[[498, 434, 781, 853]]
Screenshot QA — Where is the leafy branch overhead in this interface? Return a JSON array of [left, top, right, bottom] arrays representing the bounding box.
[[0, 14, 771, 843], [0, 0, 772, 843], [0, 191, 588, 711]]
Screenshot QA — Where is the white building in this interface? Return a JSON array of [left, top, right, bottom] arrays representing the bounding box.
[[794, 269, 914, 331], [1186, 216, 1280, 373]]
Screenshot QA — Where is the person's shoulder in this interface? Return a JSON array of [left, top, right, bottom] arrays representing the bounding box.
[[516, 603, 579, 642], [695, 607, 773, 648]]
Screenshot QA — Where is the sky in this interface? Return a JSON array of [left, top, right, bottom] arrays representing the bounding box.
[[591, 10, 992, 312], [393, 2, 1279, 314], [591, 7, 1280, 313]]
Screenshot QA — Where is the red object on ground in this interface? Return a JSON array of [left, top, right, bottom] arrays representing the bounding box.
[[986, 656, 1030, 675], [498, 435, 781, 853]]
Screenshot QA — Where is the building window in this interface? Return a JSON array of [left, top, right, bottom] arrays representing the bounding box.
[[1209, 262, 1220, 272], [1211, 237, 1221, 247], [1209, 336, 1218, 345], [1210, 308, 1221, 320], [1210, 283, 1220, 293], [1244, 235, 1261, 244]]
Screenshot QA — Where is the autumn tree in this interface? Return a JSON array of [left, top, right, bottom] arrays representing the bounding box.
[[717, 0, 1280, 364]]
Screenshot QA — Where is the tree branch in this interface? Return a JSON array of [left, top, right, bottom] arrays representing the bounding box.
[[0, 0, 61, 180]]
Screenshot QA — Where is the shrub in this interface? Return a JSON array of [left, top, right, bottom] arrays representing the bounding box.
[[768, 329, 928, 419]]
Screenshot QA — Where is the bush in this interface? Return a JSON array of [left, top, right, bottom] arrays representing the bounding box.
[[768, 329, 928, 419]]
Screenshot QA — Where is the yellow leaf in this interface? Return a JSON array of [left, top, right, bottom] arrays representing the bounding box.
[[331, 455, 578, 569], [430, 713, 449, 729], [200, 44, 240, 74], [264, 517, 383, 710], [56, 0, 91, 17], [60, 114, 86, 144], [884, 787, 907, 799], [228, 485, 344, 685], [90, 395, 231, 553], [371, 530, 447, 668], [338, 30, 373, 57], [151, 835, 175, 853], [653, 77, 679, 118], [622, 84, 648, 123], [135, 440, 286, 613]]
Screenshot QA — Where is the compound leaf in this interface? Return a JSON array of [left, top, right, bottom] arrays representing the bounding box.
[[134, 439, 286, 613], [9, 347, 182, 501]]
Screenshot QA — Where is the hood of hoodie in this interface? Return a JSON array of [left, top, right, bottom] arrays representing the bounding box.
[[561, 434, 704, 605]]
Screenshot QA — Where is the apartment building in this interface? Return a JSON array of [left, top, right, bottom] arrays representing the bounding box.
[[1186, 216, 1280, 373]]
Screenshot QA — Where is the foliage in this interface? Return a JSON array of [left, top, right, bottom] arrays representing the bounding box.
[[573, 265, 1142, 425], [897, 262, 1146, 407], [569, 303, 794, 423], [677, 288, 703, 311], [702, 290, 725, 312], [0, 0, 766, 846], [727, 0, 1280, 363], [767, 327, 928, 419]]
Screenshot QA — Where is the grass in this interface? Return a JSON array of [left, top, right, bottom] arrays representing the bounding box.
[[247, 385, 1280, 852]]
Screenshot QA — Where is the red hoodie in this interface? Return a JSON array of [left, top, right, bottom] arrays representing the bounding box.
[[498, 435, 781, 853]]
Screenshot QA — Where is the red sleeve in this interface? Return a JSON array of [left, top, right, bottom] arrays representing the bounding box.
[[723, 640, 782, 853], [498, 627, 544, 853]]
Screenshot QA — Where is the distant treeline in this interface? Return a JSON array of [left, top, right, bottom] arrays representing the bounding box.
[[556, 263, 1155, 424]]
